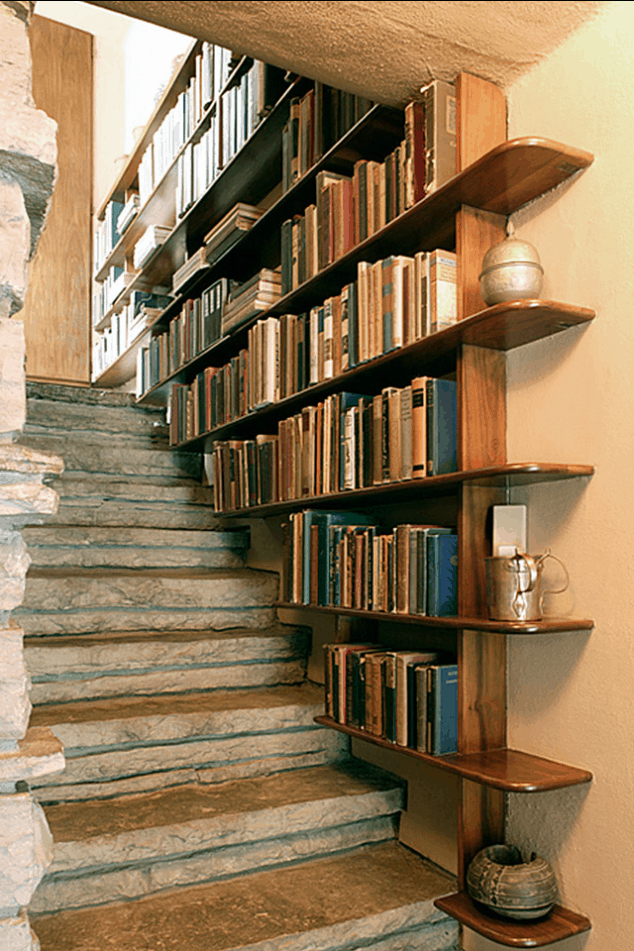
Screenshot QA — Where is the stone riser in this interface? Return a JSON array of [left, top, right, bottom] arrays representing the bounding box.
[[55, 478, 215, 506], [24, 400, 167, 439], [32, 815, 399, 914], [26, 626, 309, 702], [46, 501, 219, 531], [21, 434, 202, 480], [34, 740, 351, 804], [24, 526, 246, 570], [17, 568, 278, 635], [29, 658, 308, 704]]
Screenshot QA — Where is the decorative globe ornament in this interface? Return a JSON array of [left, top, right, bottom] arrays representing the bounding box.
[[479, 223, 544, 305], [466, 844, 558, 920]]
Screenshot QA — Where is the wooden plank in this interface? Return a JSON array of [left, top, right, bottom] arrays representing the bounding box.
[[458, 344, 506, 472], [456, 204, 506, 322], [313, 719, 593, 792], [435, 893, 591, 948], [24, 16, 92, 385], [456, 73, 507, 172], [274, 603, 594, 635]]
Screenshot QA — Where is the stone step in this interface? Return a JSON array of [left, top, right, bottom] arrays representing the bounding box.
[[29, 684, 347, 801], [22, 526, 247, 570], [25, 393, 168, 441], [16, 567, 278, 636], [25, 624, 309, 703], [19, 432, 202, 481], [44, 476, 217, 530], [32, 762, 405, 913], [31, 841, 458, 951]]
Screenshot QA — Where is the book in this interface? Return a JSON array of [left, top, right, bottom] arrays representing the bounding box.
[[426, 663, 458, 754], [421, 79, 457, 194], [427, 532, 458, 617], [426, 378, 457, 476]]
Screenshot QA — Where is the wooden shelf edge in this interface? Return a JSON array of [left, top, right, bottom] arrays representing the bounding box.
[[313, 717, 593, 792], [210, 463, 594, 516], [275, 603, 593, 634], [434, 892, 591, 948]]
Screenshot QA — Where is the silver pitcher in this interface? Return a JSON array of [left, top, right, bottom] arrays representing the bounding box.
[[485, 549, 568, 621]]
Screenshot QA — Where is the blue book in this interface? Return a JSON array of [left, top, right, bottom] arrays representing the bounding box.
[[308, 511, 374, 606], [426, 378, 457, 476], [427, 663, 458, 755], [427, 533, 458, 616]]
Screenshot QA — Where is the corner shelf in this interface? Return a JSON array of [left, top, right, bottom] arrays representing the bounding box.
[[313, 717, 592, 792], [434, 892, 591, 948], [213, 462, 594, 519], [276, 602, 593, 635], [155, 299, 594, 440]]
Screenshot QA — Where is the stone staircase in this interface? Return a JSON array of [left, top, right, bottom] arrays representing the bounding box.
[[15, 383, 457, 951]]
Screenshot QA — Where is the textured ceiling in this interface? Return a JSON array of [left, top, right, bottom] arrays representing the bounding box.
[[83, 0, 607, 105]]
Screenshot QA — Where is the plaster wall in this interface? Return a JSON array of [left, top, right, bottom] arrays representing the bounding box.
[[502, 3, 634, 948]]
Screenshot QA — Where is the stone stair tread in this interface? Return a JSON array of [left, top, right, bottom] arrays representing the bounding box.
[[30, 683, 324, 728], [25, 623, 302, 652], [45, 761, 402, 844], [24, 566, 270, 579], [22, 526, 247, 547], [32, 841, 457, 951]]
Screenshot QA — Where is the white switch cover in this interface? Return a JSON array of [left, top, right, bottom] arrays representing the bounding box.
[[493, 504, 527, 557]]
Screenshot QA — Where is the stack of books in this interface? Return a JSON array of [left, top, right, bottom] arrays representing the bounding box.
[[116, 193, 140, 235], [204, 202, 264, 264], [133, 225, 172, 270], [323, 643, 458, 754], [221, 268, 281, 334], [172, 246, 210, 294]]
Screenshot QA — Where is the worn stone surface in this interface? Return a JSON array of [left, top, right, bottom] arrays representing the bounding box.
[[29, 685, 346, 798], [17, 567, 278, 636], [45, 496, 218, 531], [19, 432, 201, 480], [26, 625, 308, 703], [0, 483, 58, 528], [31, 841, 458, 951], [0, 791, 54, 912], [0, 626, 30, 740], [0, 911, 40, 951], [33, 733, 350, 804], [0, 728, 64, 784], [24, 396, 167, 440], [0, 531, 30, 610], [0, 317, 26, 432], [34, 816, 400, 913], [23, 525, 246, 570]]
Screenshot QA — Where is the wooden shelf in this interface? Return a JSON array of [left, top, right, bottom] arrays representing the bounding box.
[[276, 603, 593, 635], [314, 717, 592, 792], [434, 892, 591, 948], [92, 331, 151, 388], [210, 462, 594, 518], [152, 298, 594, 426]]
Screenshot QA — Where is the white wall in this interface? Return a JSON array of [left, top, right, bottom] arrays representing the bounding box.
[[501, 3, 634, 948]]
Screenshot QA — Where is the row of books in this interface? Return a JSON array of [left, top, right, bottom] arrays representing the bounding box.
[[285, 514, 458, 617], [174, 62, 284, 220], [136, 277, 229, 396], [282, 84, 374, 192], [324, 643, 458, 754], [203, 379, 456, 509], [93, 265, 136, 326], [138, 43, 235, 207], [281, 250, 457, 366], [92, 297, 166, 378]]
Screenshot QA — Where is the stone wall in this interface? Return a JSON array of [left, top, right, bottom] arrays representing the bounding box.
[[0, 2, 66, 947]]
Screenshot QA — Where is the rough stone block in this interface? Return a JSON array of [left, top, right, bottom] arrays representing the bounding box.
[[0, 532, 30, 612], [0, 728, 64, 785], [0, 911, 40, 951], [0, 626, 30, 741], [0, 173, 29, 317], [0, 316, 26, 432], [0, 791, 53, 913]]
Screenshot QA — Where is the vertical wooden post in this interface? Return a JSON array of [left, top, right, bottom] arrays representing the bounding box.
[[455, 73, 508, 890]]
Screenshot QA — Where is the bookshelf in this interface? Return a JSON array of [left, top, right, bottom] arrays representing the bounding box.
[[93, 59, 594, 948]]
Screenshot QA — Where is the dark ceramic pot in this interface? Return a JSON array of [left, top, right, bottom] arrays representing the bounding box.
[[466, 844, 558, 920]]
